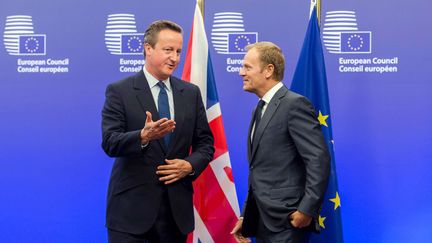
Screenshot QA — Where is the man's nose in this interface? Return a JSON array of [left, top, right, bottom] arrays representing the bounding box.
[[239, 67, 245, 76], [170, 52, 180, 61]]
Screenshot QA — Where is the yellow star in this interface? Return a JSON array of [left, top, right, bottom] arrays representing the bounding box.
[[318, 215, 326, 229], [317, 111, 329, 127], [329, 192, 341, 210]]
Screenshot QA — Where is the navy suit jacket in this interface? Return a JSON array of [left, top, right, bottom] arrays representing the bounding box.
[[242, 85, 330, 236], [101, 70, 214, 234]]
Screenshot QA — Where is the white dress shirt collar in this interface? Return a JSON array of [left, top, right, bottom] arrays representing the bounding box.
[[260, 81, 284, 106], [142, 66, 175, 119], [143, 66, 172, 92]]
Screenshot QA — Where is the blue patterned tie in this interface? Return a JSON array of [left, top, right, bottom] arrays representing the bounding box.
[[252, 99, 265, 146], [157, 81, 171, 147]]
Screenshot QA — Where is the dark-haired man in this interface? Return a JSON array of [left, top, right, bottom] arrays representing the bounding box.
[[102, 20, 214, 243]]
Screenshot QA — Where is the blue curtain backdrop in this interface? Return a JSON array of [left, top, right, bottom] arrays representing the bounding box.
[[1, 0, 431, 242]]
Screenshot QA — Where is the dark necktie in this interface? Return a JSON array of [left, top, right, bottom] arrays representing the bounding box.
[[252, 99, 265, 142], [157, 81, 171, 147]]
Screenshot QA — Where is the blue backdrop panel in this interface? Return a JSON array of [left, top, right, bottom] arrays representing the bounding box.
[[1, 0, 431, 242]]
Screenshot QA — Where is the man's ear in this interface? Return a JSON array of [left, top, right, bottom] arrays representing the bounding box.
[[264, 64, 275, 79], [144, 43, 152, 57]]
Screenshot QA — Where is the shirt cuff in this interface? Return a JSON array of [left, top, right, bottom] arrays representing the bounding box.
[[141, 142, 149, 150]]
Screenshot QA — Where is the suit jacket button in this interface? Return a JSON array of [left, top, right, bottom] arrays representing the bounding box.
[[250, 165, 254, 170]]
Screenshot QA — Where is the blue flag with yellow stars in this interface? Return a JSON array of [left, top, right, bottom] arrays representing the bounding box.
[[290, 6, 344, 243]]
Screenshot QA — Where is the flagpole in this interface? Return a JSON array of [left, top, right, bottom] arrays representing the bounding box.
[[310, 0, 322, 26], [198, 0, 204, 20]]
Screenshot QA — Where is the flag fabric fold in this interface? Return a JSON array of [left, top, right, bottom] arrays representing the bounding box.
[[291, 6, 344, 243], [182, 2, 240, 243]]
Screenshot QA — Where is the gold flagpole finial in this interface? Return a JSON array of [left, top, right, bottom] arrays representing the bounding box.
[[198, 0, 205, 20], [310, 0, 321, 25]]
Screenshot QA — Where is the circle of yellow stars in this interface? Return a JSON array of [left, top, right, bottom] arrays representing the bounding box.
[[347, 34, 364, 51], [234, 35, 251, 52], [24, 36, 40, 53], [127, 35, 142, 52]]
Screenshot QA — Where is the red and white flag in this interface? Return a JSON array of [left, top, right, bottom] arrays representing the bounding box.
[[182, 2, 240, 243]]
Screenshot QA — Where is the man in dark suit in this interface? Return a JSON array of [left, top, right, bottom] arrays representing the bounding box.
[[101, 20, 214, 243], [231, 42, 330, 243]]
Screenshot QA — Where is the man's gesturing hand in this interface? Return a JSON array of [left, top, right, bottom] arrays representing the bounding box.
[[140, 111, 175, 144]]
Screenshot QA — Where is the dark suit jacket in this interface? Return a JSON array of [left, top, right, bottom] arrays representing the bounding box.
[[242, 85, 330, 236], [101, 71, 214, 235]]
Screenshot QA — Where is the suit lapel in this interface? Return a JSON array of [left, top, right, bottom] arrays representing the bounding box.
[[250, 86, 288, 162], [166, 77, 185, 155], [133, 71, 166, 153]]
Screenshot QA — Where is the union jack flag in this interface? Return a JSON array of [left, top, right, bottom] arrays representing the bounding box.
[[182, 2, 240, 243]]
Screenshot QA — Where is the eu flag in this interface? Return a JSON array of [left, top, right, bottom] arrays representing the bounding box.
[[291, 6, 344, 243], [19, 35, 46, 55], [121, 33, 143, 55], [340, 31, 372, 53], [227, 32, 257, 53]]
